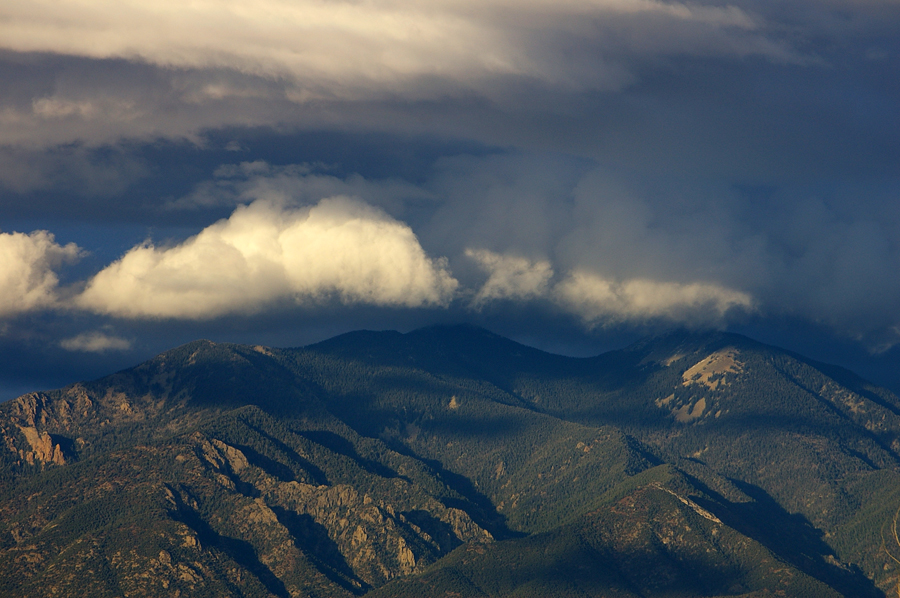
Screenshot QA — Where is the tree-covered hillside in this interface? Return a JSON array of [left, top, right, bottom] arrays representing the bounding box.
[[0, 326, 897, 597]]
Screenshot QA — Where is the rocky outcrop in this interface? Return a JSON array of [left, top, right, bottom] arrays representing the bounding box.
[[16, 425, 65, 465], [191, 434, 492, 588]]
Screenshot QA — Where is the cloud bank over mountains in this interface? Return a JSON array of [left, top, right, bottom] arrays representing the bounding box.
[[0, 181, 751, 327], [0, 0, 898, 395], [3, 157, 894, 348]]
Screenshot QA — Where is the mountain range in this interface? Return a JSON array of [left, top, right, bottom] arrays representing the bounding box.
[[2, 325, 899, 597]]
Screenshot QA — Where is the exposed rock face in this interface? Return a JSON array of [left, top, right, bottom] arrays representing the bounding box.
[[193, 434, 492, 588], [0, 421, 495, 598], [1, 394, 68, 466], [17, 425, 65, 465], [681, 349, 743, 390], [10, 393, 56, 428], [267, 479, 490, 585]]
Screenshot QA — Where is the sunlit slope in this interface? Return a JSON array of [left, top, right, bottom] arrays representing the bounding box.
[[371, 466, 845, 598], [0, 326, 897, 595], [282, 326, 900, 593], [0, 336, 653, 596]]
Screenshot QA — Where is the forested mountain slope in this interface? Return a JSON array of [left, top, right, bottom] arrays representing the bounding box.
[[0, 326, 897, 597]]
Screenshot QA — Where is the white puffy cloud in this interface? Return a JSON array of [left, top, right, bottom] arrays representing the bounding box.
[[554, 270, 753, 326], [466, 249, 553, 308], [75, 196, 458, 319], [0, 231, 82, 317], [59, 331, 132, 352]]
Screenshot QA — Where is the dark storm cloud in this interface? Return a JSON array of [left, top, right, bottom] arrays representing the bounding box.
[[416, 155, 900, 345]]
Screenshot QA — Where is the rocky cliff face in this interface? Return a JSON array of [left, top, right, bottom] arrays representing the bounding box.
[[0, 410, 495, 598]]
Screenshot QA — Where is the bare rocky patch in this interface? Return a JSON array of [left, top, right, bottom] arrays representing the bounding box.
[[682, 349, 743, 390]]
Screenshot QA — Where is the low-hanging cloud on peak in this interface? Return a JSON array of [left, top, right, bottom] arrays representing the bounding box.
[[76, 196, 458, 319], [464, 247, 753, 326], [414, 153, 900, 346], [554, 270, 754, 327]]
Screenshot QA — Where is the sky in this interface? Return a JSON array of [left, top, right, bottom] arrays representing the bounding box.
[[1, 0, 899, 399]]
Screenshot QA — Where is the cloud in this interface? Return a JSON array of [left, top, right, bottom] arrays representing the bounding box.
[[59, 331, 132, 353], [169, 161, 435, 219], [0, 1, 785, 93], [143, 155, 900, 343], [0, 0, 823, 150], [462, 245, 751, 326], [0, 231, 83, 317], [418, 155, 900, 342], [0, 145, 148, 196], [425, 153, 584, 260], [554, 270, 753, 327], [75, 196, 457, 319], [466, 249, 553, 308]]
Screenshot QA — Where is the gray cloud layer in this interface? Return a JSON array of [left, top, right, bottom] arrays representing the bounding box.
[[2, 0, 888, 152], [1, 0, 795, 96]]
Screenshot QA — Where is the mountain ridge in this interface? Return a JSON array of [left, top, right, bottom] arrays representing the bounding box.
[[0, 325, 897, 597]]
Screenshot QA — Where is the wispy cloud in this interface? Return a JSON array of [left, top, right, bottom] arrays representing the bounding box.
[[0, 0, 785, 93], [59, 331, 132, 353], [168, 161, 434, 217]]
